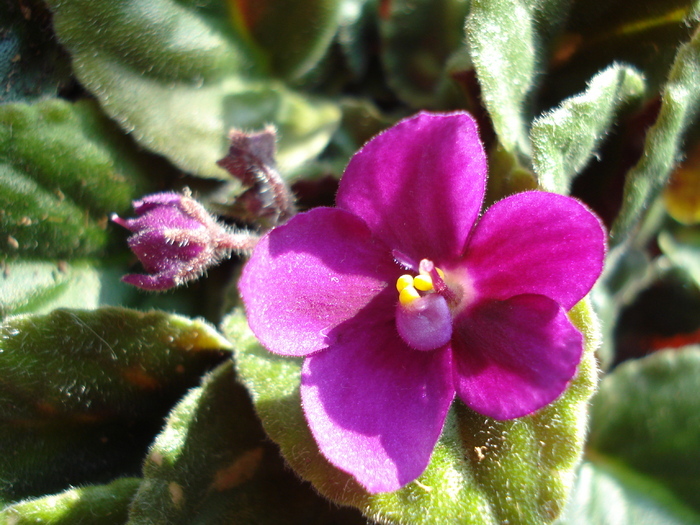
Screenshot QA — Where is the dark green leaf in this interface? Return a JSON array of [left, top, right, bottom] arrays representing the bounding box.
[[0, 308, 229, 501], [380, 0, 471, 108], [226, 299, 600, 525], [1, 478, 141, 525], [127, 361, 366, 524], [0, 98, 154, 259], [533, 64, 645, 194], [588, 347, 700, 514], [0, 0, 72, 103]]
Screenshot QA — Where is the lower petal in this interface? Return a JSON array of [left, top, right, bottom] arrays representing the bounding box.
[[452, 294, 582, 420], [301, 311, 454, 493]]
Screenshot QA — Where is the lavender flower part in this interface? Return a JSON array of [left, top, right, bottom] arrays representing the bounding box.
[[239, 112, 606, 493], [113, 192, 256, 291]]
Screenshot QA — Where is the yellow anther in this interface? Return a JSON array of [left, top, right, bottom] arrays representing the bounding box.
[[413, 273, 434, 291], [399, 285, 420, 305], [396, 274, 414, 292], [436, 268, 445, 279]]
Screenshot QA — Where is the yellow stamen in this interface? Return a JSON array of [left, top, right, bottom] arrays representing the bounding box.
[[399, 285, 420, 305], [413, 273, 433, 291], [437, 268, 445, 279], [396, 274, 414, 292]]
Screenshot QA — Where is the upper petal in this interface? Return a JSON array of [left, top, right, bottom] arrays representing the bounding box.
[[336, 112, 487, 265], [239, 207, 398, 357], [301, 305, 454, 493], [465, 191, 606, 310], [452, 294, 583, 420]]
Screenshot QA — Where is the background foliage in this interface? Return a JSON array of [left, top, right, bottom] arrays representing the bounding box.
[[2, 0, 699, 523]]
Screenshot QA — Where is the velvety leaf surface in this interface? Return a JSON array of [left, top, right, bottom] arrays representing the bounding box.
[[556, 461, 700, 525], [611, 28, 700, 245], [0, 260, 138, 318], [533, 64, 645, 194], [587, 347, 700, 514], [1, 477, 141, 525], [45, 0, 341, 178], [228, 0, 342, 79], [0, 99, 153, 258], [0, 0, 72, 103], [0, 308, 230, 501], [379, 0, 471, 108], [226, 299, 600, 525], [127, 361, 366, 524]]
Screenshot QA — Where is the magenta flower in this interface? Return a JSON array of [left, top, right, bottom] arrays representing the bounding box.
[[113, 192, 253, 291], [239, 112, 605, 493]]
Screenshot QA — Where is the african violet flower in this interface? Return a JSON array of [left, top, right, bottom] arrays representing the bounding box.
[[240, 112, 605, 493], [113, 192, 253, 290]]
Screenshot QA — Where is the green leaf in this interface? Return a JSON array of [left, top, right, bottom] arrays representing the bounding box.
[[45, 0, 341, 178], [466, 0, 573, 157], [0, 0, 73, 103], [587, 347, 700, 514], [379, 0, 471, 108], [225, 299, 600, 525], [0, 260, 138, 318], [127, 361, 366, 524], [532, 64, 645, 194], [0, 98, 154, 259], [0, 308, 229, 501], [1, 478, 141, 525], [229, 0, 343, 80], [611, 28, 700, 245], [658, 227, 700, 286], [556, 461, 700, 525]]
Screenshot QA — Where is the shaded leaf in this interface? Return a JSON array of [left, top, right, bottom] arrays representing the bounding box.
[[46, 0, 341, 178], [0, 0, 72, 103], [379, 0, 471, 108], [226, 299, 600, 525], [611, 28, 700, 245], [228, 0, 343, 79], [127, 361, 366, 524], [0, 98, 154, 259], [588, 347, 700, 514], [0, 308, 229, 501], [533, 64, 645, 194], [1, 477, 141, 525], [658, 227, 700, 286], [556, 461, 700, 525]]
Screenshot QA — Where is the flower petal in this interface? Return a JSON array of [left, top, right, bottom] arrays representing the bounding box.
[[301, 307, 454, 493], [239, 207, 398, 357], [465, 191, 606, 310], [336, 112, 487, 265], [452, 294, 582, 420]]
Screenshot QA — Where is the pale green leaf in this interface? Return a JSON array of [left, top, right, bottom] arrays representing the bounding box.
[[533, 64, 645, 194], [45, 0, 341, 178]]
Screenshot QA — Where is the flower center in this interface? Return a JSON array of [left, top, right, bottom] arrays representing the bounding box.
[[394, 259, 455, 352]]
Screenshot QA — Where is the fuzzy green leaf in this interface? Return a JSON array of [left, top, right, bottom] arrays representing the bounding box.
[[556, 461, 700, 525], [1, 478, 141, 525], [0, 98, 154, 259], [0, 308, 229, 501], [226, 299, 600, 525], [380, 0, 471, 108], [45, 0, 341, 179], [533, 64, 645, 194], [127, 361, 366, 524], [229, 0, 342, 80], [467, 0, 573, 157], [587, 347, 700, 514], [611, 28, 700, 245]]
